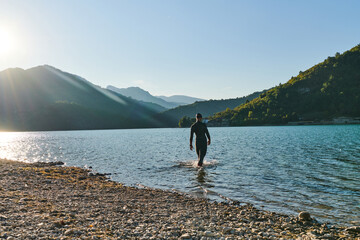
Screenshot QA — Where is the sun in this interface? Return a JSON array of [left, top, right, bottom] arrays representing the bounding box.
[[0, 27, 16, 55]]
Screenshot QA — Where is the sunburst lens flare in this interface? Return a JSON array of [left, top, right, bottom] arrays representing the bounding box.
[[0, 27, 16, 55]]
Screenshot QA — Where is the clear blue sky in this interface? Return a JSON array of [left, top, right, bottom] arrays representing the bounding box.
[[1, 0, 359, 100]]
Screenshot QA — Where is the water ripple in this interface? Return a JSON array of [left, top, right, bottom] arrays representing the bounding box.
[[0, 125, 359, 225]]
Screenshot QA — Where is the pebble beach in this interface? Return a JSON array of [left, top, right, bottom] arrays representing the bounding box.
[[0, 159, 359, 240]]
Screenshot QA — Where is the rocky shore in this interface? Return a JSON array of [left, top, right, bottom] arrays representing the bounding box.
[[0, 159, 359, 240]]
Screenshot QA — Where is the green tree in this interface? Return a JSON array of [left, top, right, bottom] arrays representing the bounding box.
[[178, 116, 193, 128]]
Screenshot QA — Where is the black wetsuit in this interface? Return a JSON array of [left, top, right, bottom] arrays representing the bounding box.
[[190, 121, 211, 166]]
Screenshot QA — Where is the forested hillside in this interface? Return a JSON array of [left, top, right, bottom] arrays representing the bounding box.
[[157, 90, 266, 127], [210, 44, 360, 126]]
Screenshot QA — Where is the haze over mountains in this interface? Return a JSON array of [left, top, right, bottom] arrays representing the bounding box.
[[157, 95, 205, 105], [107, 85, 204, 109]]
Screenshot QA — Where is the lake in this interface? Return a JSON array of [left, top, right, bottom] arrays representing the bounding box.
[[0, 125, 359, 226]]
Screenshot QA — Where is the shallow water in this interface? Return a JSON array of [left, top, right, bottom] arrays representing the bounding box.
[[0, 125, 359, 226]]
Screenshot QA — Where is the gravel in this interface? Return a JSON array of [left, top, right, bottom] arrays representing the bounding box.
[[0, 159, 358, 239]]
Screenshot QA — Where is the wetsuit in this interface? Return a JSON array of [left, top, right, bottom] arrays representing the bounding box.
[[190, 121, 211, 166]]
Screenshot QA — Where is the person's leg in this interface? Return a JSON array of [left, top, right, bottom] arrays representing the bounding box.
[[198, 144, 207, 167], [195, 144, 201, 159]]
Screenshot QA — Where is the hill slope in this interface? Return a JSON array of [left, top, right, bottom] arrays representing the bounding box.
[[210, 44, 360, 126], [156, 90, 266, 127], [0, 65, 164, 131]]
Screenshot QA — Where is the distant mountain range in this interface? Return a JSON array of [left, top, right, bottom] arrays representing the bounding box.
[[156, 95, 205, 105], [0, 64, 264, 131], [107, 86, 204, 109], [0, 65, 165, 131], [210, 44, 360, 126]]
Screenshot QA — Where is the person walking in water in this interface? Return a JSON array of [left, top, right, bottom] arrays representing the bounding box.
[[190, 113, 211, 167]]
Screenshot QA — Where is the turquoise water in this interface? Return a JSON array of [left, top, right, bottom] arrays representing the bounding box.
[[0, 125, 359, 226]]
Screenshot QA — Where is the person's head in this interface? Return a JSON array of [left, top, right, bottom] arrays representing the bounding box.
[[196, 113, 203, 122]]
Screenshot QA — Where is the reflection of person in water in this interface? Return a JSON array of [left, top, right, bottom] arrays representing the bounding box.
[[190, 113, 211, 167], [197, 168, 206, 184]]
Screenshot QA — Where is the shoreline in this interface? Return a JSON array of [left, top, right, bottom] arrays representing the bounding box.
[[0, 159, 359, 239], [1, 122, 360, 133]]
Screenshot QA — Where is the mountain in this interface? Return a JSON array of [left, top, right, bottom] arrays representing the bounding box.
[[155, 90, 266, 127], [107, 86, 179, 109], [106, 86, 203, 108], [0, 65, 165, 131], [209, 44, 360, 126], [157, 95, 205, 105]]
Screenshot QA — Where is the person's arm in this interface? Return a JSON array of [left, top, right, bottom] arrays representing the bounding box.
[[190, 126, 194, 150], [205, 127, 211, 145]]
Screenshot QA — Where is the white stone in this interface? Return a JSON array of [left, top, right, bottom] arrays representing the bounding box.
[[180, 233, 192, 239]]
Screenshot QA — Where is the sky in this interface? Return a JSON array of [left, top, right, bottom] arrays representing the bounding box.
[[0, 0, 359, 100]]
